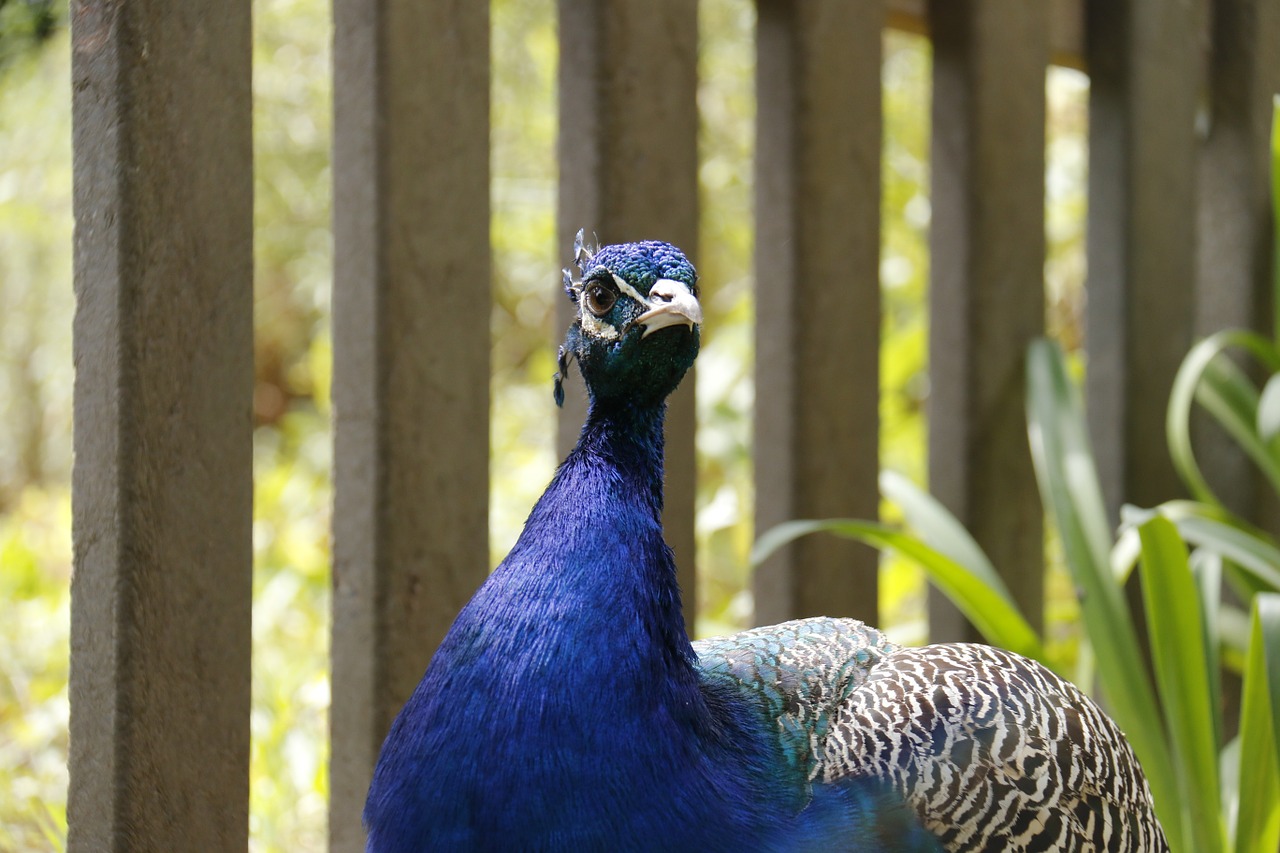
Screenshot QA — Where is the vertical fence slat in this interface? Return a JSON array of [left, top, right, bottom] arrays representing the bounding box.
[[891, 0, 1084, 67], [1194, 0, 1280, 514], [557, 0, 699, 622], [1085, 0, 1200, 520], [926, 1, 1048, 642], [752, 0, 883, 626], [68, 2, 254, 850], [329, 1, 491, 849], [1086, 0, 1201, 672]]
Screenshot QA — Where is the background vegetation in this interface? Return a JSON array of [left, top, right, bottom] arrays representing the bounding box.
[[0, 1, 1090, 849]]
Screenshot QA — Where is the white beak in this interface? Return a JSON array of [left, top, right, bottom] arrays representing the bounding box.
[[633, 279, 703, 338]]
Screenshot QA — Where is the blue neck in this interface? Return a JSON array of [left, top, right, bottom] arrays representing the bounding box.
[[571, 400, 669, 519], [366, 399, 710, 836], [364, 398, 821, 850], [488, 397, 698, 696]]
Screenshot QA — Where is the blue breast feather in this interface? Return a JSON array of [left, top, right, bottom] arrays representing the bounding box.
[[363, 409, 939, 852]]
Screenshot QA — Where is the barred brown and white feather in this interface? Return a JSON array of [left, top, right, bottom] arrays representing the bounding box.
[[822, 642, 1169, 852], [695, 619, 1170, 852]]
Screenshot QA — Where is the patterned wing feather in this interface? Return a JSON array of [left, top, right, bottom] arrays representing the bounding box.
[[821, 643, 1171, 853], [695, 618, 900, 784], [696, 620, 1170, 852]]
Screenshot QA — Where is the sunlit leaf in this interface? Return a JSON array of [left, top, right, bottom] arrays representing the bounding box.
[[1197, 356, 1280, 497], [879, 470, 1010, 599], [1167, 330, 1280, 506], [1233, 594, 1280, 853], [1026, 339, 1181, 849], [1255, 373, 1280, 444], [1218, 604, 1252, 672], [1139, 501, 1280, 595], [752, 519, 1046, 662], [1138, 518, 1224, 853], [1190, 548, 1224, 751]]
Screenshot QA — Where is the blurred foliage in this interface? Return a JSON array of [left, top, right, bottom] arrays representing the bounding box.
[[694, 0, 757, 634], [0, 0, 59, 72], [0, 1, 1089, 850], [0, 489, 70, 851], [251, 1, 336, 848], [489, 0, 560, 571], [0, 26, 71, 515], [0, 25, 73, 853], [249, 410, 332, 852]]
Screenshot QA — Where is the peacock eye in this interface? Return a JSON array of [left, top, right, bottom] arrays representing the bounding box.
[[583, 282, 617, 317]]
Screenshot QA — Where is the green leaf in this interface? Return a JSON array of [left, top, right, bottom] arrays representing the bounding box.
[[1218, 603, 1252, 672], [1138, 517, 1224, 853], [1166, 330, 1280, 506], [1110, 526, 1142, 584], [878, 470, 1011, 600], [1196, 356, 1280, 497], [1145, 501, 1280, 594], [1255, 373, 1280, 444], [1225, 559, 1278, 605], [751, 519, 1046, 662], [1221, 735, 1241, 848], [1233, 594, 1280, 853], [1026, 340, 1114, 572], [1026, 339, 1181, 850], [1190, 548, 1224, 751]]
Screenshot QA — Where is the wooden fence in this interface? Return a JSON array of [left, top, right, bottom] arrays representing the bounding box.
[[66, 0, 1278, 850]]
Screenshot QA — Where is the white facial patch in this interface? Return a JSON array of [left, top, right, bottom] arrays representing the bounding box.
[[611, 273, 650, 306], [579, 309, 620, 341]]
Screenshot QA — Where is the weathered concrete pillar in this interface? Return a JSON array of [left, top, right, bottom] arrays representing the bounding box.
[[1086, 0, 1200, 519], [1194, 0, 1280, 516], [68, 1, 254, 849], [753, 0, 885, 626], [927, 0, 1048, 641], [329, 1, 491, 849]]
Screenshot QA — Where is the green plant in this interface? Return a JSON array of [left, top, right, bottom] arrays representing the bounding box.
[[757, 97, 1280, 852], [755, 340, 1280, 853]]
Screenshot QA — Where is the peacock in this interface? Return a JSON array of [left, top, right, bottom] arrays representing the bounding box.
[[363, 237, 1170, 852]]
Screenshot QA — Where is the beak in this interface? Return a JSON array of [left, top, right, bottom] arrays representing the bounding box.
[[633, 279, 703, 338]]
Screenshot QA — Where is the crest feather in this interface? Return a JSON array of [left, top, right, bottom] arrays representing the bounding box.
[[573, 227, 599, 270]]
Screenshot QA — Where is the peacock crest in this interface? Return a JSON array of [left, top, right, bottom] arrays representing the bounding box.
[[555, 228, 598, 407]]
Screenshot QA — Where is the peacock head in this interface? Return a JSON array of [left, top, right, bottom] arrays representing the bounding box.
[[556, 231, 701, 410]]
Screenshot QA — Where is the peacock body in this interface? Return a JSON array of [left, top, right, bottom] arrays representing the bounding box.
[[363, 238, 1169, 852]]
